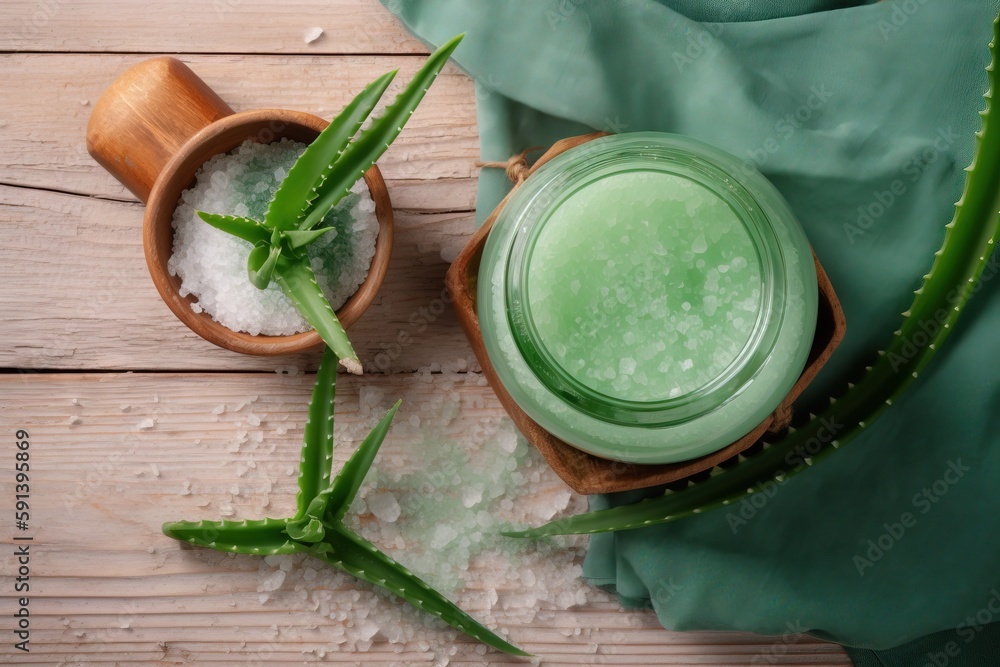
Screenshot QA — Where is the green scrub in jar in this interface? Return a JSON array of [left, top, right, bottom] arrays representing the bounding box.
[[479, 133, 817, 464]]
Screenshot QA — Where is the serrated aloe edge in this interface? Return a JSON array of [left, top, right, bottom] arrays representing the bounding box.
[[504, 16, 1000, 539], [163, 347, 529, 656], [198, 34, 464, 375]]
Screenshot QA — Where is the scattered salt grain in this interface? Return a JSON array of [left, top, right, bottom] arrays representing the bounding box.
[[356, 619, 379, 642], [497, 430, 518, 454], [258, 570, 287, 594], [430, 524, 458, 549], [68, 416, 83, 425], [137, 418, 155, 430], [366, 492, 401, 523], [461, 486, 482, 509], [303, 27, 324, 44]]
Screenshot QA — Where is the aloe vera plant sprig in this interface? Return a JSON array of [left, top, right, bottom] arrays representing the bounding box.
[[163, 347, 528, 656], [197, 34, 464, 374], [504, 16, 1000, 539]]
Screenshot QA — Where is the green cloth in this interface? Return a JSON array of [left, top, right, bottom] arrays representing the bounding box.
[[844, 619, 1000, 667], [382, 0, 1000, 657]]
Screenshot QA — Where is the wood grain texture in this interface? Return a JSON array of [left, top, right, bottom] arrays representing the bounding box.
[[0, 184, 473, 372], [0, 53, 480, 211], [0, 2, 852, 662], [0, 0, 427, 54], [0, 371, 850, 666]]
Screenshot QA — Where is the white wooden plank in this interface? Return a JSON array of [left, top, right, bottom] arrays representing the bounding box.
[[0, 184, 478, 372], [0, 53, 480, 210], [0, 372, 849, 666], [1, 0, 425, 55]]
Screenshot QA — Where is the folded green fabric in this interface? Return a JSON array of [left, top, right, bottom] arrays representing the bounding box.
[[382, 0, 1000, 653]]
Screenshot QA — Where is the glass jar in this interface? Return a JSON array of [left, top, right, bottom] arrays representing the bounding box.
[[478, 132, 817, 464]]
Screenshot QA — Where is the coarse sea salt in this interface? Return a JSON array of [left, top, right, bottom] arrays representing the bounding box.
[[168, 138, 379, 336], [197, 373, 603, 660]]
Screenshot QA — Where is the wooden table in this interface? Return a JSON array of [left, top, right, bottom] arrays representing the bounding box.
[[0, 2, 850, 664]]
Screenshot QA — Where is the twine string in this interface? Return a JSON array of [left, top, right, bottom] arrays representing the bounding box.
[[476, 146, 545, 184]]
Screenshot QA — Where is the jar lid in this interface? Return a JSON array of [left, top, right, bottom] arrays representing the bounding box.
[[479, 133, 817, 463]]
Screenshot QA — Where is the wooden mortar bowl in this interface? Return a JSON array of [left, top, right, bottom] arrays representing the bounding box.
[[86, 57, 393, 356]]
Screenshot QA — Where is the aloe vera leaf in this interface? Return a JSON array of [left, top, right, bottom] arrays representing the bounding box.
[[162, 518, 299, 555], [196, 211, 269, 245], [308, 527, 530, 656], [273, 258, 361, 374], [294, 346, 338, 519], [247, 242, 281, 289], [324, 401, 401, 524], [299, 34, 464, 231], [264, 70, 398, 231], [283, 227, 334, 250], [506, 16, 1000, 538], [163, 353, 525, 655]]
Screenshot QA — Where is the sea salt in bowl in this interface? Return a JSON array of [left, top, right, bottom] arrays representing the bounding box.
[[144, 109, 394, 356], [168, 138, 379, 338], [86, 57, 393, 357]]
